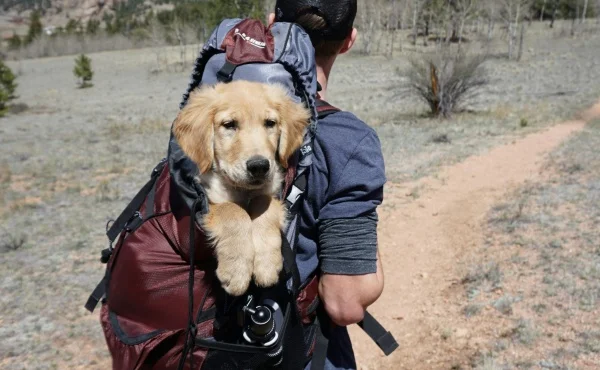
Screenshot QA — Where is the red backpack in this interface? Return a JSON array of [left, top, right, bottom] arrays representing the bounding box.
[[85, 18, 397, 370]]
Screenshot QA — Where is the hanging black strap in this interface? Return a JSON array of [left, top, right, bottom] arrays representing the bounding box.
[[280, 233, 301, 294], [178, 197, 204, 370], [358, 312, 399, 356], [84, 274, 109, 313], [309, 312, 398, 369], [310, 315, 329, 370]]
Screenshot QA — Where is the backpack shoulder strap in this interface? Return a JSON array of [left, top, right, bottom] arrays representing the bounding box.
[[283, 100, 336, 210], [284, 99, 339, 209], [316, 99, 341, 119]]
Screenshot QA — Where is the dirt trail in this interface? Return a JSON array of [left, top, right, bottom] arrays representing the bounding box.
[[351, 101, 600, 369]]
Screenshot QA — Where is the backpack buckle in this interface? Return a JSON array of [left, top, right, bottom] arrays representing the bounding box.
[[100, 248, 113, 264], [125, 211, 143, 232], [217, 61, 237, 83]]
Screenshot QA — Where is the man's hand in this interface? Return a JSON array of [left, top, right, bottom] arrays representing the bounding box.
[[318, 251, 384, 327]]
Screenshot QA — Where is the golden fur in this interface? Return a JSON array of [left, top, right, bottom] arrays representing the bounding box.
[[173, 80, 310, 296]]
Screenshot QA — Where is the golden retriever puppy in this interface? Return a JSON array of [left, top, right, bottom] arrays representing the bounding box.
[[173, 80, 310, 296]]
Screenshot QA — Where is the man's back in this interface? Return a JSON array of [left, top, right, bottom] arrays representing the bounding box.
[[296, 109, 386, 369]]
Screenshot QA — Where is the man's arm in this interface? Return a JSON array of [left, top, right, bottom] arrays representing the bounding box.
[[318, 250, 384, 326], [314, 120, 386, 327]]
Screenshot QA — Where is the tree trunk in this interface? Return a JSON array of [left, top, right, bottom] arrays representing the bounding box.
[[509, 5, 521, 60], [365, 21, 373, 54], [517, 22, 525, 61], [540, 0, 547, 22], [487, 9, 494, 40], [571, 13, 577, 36], [581, 0, 589, 24], [423, 16, 429, 46], [508, 22, 514, 59], [451, 23, 458, 41], [389, 0, 397, 57], [412, 1, 418, 45], [550, 0, 559, 28], [458, 18, 465, 49]]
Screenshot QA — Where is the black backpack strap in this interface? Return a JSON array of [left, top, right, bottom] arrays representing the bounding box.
[[310, 314, 329, 370], [84, 274, 110, 313], [84, 159, 167, 313], [309, 311, 398, 370], [285, 100, 339, 211], [358, 312, 399, 356], [106, 159, 167, 243], [280, 232, 301, 293]]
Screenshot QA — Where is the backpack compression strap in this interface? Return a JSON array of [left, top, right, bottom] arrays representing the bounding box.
[[84, 159, 167, 313]]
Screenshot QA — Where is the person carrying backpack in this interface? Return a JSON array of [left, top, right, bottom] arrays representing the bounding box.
[[85, 1, 396, 369], [268, 1, 388, 369]]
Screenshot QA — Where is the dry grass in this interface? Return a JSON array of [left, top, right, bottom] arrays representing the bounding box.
[[460, 119, 600, 368]]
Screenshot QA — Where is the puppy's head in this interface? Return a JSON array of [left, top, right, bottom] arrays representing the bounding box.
[[173, 80, 310, 189]]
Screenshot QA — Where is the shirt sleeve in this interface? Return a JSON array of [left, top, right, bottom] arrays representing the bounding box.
[[318, 130, 386, 220], [316, 128, 386, 275], [318, 211, 379, 275]]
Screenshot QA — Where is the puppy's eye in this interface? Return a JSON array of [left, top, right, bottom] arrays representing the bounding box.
[[222, 120, 238, 130], [265, 119, 277, 128]]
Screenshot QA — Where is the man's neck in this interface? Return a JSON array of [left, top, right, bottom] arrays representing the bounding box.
[[315, 56, 336, 101]]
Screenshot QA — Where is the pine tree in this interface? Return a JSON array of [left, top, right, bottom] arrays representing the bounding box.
[[0, 61, 18, 117], [86, 19, 100, 34], [66, 19, 82, 34], [73, 54, 94, 88], [25, 10, 43, 44], [8, 33, 22, 50]]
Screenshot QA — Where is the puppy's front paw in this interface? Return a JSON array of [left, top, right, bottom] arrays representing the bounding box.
[[249, 196, 286, 288], [217, 260, 253, 296], [202, 202, 255, 296], [252, 229, 284, 288]]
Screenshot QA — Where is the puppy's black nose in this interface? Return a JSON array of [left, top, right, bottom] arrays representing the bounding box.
[[246, 157, 270, 177]]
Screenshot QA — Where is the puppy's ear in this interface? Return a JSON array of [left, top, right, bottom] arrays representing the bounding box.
[[172, 86, 216, 173], [272, 88, 311, 169]]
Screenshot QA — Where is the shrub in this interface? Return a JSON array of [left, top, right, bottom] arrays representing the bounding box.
[[1, 232, 27, 252], [66, 19, 82, 34], [520, 118, 529, 127], [9, 102, 29, 114], [25, 10, 43, 44], [8, 33, 22, 50], [0, 60, 18, 117], [73, 54, 93, 88], [403, 49, 488, 118], [86, 19, 101, 35]]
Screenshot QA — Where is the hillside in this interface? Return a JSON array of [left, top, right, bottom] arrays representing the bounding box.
[[1, 0, 174, 36], [0, 0, 267, 39]]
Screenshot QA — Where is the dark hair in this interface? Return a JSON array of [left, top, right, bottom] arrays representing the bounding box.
[[275, 0, 357, 57]]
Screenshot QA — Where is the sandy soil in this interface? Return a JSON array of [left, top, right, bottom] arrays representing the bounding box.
[[349, 101, 600, 369]]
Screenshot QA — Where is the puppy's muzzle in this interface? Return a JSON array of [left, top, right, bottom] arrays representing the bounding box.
[[246, 156, 271, 180]]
